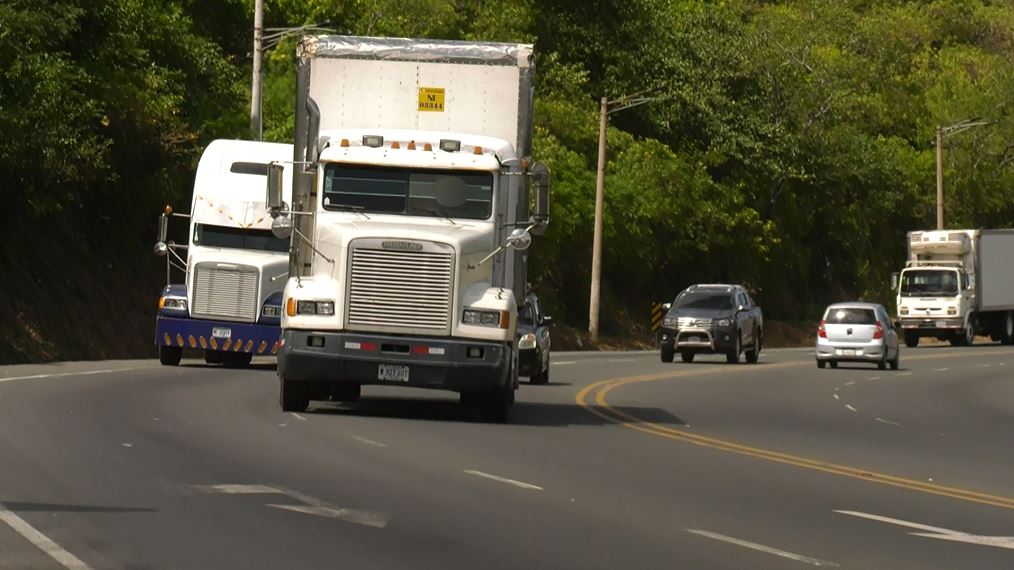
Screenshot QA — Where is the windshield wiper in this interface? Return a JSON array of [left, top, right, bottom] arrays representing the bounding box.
[[326, 202, 371, 219], [412, 205, 457, 225]]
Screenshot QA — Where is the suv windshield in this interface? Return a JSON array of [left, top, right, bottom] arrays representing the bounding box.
[[675, 292, 734, 311], [825, 307, 876, 325], [193, 224, 288, 253], [322, 164, 493, 220], [900, 270, 959, 296]]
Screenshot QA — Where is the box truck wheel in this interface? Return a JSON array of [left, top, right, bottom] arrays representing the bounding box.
[[159, 345, 182, 366], [1004, 312, 1014, 345], [904, 332, 919, 348], [279, 376, 309, 412]]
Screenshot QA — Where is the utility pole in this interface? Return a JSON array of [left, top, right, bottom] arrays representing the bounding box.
[[250, 0, 264, 141], [588, 89, 661, 340], [934, 119, 992, 231]]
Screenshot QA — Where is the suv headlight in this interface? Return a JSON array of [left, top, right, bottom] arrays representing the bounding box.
[[287, 298, 336, 316], [463, 308, 510, 329], [663, 317, 677, 328], [717, 319, 731, 327], [518, 332, 537, 349], [160, 296, 187, 311]]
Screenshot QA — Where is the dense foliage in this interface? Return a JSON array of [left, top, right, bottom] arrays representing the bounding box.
[[2, 0, 1013, 360]]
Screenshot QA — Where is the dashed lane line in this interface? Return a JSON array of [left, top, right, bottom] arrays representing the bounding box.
[[685, 529, 838, 566]]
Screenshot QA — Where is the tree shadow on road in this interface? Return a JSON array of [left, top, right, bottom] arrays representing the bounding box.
[[309, 397, 684, 427]]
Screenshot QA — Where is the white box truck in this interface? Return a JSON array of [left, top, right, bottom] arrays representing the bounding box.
[[268, 36, 550, 422], [893, 229, 1014, 347], [154, 139, 293, 366]]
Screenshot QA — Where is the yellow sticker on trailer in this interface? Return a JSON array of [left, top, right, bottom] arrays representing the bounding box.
[[418, 87, 445, 112]]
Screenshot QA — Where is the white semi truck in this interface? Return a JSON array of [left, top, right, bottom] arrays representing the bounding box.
[[267, 36, 550, 422], [154, 139, 293, 366], [893, 229, 1014, 347]]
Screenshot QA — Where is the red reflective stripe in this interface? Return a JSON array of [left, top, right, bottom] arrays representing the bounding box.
[[412, 345, 428, 355], [361, 342, 378, 352]]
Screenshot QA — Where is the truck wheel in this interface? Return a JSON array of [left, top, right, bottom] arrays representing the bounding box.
[[223, 352, 253, 368], [745, 330, 760, 364], [1004, 312, 1014, 345], [963, 322, 974, 346], [479, 379, 514, 423], [680, 351, 695, 363], [279, 376, 309, 412], [332, 382, 361, 402], [204, 350, 225, 364], [726, 333, 741, 364], [159, 345, 182, 366], [904, 333, 919, 348], [660, 344, 675, 363]]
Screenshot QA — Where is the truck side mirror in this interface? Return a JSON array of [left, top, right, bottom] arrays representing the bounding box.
[[890, 272, 899, 291], [505, 227, 532, 251], [266, 162, 285, 211], [154, 205, 170, 256], [529, 162, 550, 236]]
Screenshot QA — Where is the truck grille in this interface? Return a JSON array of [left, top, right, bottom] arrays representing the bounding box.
[[678, 317, 713, 329], [348, 248, 453, 333], [192, 263, 259, 322]]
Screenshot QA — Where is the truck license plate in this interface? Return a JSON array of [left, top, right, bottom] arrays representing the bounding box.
[[378, 364, 409, 382], [212, 327, 232, 339]]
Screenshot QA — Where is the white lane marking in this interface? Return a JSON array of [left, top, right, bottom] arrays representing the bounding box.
[[685, 529, 837, 566], [0, 502, 92, 569], [835, 510, 1014, 550], [608, 358, 637, 363], [875, 417, 900, 426], [899, 372, 913, 376], [121, 443, 133, 448], [844, 381, 856, 386], [933, 368, 949, 372], [290, 413, 306, 421], [464, 470, 543, 491], [978, 364, 992, 368], [867, 376, 880, 381], [553, 361, 576, 366], [833, 394, 840, 400], [353, 436, 388, 448], [193, 484, 389, 528], [845, 404, 858, 412], [266, 504, 389, 528], [0, 367, 146, 384]]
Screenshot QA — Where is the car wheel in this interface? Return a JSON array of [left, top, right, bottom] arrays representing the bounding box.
[[904, 333, 919, 348], [680, 351, 695, 363], [660, 344, 675, 363], [889, 350, 900, 370], [877, 355, 887, 370], [745, 330, 760, 364], [159, 345, 182, 366], [817, 360, 826, 369], [726, 333, 740, 364], [829, 360, 838, 369], [279, 376, 309, 412]]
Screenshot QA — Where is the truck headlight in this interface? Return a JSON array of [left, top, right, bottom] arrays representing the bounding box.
[[900, 308, 909, 315], [663, 317, 677, 328], [518, 333, 537, 349], [463, 308, 510, 329], [290, 299, 336, 316], [262, 305, 282, 318], [717, 319, 731, 327], [160, 296, 187, 311], [947, 307, 957, 315]]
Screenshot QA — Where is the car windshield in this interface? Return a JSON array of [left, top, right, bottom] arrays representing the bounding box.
[[675, 292, 734, 311], [322, 164, 493, 220], [193, 224, 288, 253], [824, 307, 877, 325], [900, 270, 958, 296]]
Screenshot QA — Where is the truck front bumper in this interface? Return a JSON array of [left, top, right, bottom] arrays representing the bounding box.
[[155, 316, 281, 355], [277, 330, 511, 393], [900, 317, 964, 335]]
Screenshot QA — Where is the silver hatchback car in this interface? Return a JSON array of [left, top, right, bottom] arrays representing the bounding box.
[[816, 302, 900, 370]]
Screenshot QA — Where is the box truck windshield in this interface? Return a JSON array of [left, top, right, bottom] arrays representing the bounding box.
[[900, 269, 958, 296]]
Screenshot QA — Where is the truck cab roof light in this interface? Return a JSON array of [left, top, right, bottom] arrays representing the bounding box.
[[363, 135, 384, 148], [340, 138, 350, 147], [439, 139, 460, 152], [423, 142, 433, 151], [473, 146, 483, 155], [407, 141, 416, 150], [390, 141, 400, 149]]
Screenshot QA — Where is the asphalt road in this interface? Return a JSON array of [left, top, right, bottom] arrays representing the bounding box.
[[1, 344, 1014, 569]]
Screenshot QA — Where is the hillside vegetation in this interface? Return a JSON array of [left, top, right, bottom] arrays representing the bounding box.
[[2, 0, 1014, 362]]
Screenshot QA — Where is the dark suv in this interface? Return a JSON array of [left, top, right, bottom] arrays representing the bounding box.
[[659, 284, 763, 364]]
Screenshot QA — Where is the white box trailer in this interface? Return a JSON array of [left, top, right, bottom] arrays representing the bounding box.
[[894, 229, 1014, 346], [270, 36, 550, 422]]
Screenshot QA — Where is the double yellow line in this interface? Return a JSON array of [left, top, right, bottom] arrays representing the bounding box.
[[576, 350, 1014, 510]]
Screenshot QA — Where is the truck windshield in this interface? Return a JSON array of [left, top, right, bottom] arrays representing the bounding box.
[[193, 224, 289, 253], [321, 164, 493, 220], [675, 292, 734, 311], [900, 270, 959, 296]]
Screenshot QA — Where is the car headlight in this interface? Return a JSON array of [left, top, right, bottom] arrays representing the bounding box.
[[160, 296, 187, 311], [262, 305, 282, 318], [463, 308, 510, 329], [518, 332, 537, 349], [287, 299, 336, 316], [663, 317, 677, 328], [717, 319, 731, 327]]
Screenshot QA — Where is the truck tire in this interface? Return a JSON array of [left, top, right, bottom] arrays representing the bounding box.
[[204, 350, 225, 364], [904, 333, 919, 348], [223, 352, 253, 368], [745, 329, 761, 364], [660, 344, 675, 363], [279, 376, 309, 412], [726, 333, 741, 364], [479, 378, 514, 423], [1003, 312, 1014, 345], [159, 345, 182, 366], [680, 351, 695, 363]]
